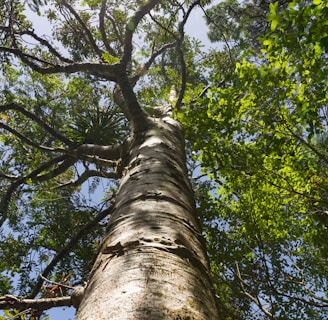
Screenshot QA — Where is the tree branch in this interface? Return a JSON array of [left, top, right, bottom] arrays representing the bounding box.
[[0, 122, 70, 153], [99, 0, 117, 57], [0, 173, 19, 180], [276, 288, 328, 308], [130, 41, 177, 86], [114, 74, 150, 132], [200, 5, 235, 65], [121, 0, 161, 65], [28, 203, 115, 298], [0, 46, 120, 80], [0, 154, 70, 227], [284, 123, 328, 164], [17, 29, 73, 64], [75, 143, 122, 160], [56, 169, 120, 189], [174, 1, 200, 110], [0, 103, 74, 146], [0, 295, 72, 310], [60, 0, 104, 59], [106, 13, 124, 49], [0, 141, 123, 224], [33, 157, 77, 182], [234, 261, 274, 319]]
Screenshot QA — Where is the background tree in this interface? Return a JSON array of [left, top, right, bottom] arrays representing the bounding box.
[[180, 0, 328, 319]]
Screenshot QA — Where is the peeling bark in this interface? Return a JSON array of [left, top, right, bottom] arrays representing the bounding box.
[[76, 115, 219, 319]]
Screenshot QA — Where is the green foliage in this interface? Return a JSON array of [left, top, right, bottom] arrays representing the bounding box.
[[0, 64, 125, 299], [1, 0, 328, 319], [180, 0, 328, 319], [267, 1, 282, 31], [101, 52, 120, 64]]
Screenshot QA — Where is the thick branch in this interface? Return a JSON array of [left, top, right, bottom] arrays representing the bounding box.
[[175, 45, 186, 110], [114, 73, 150, 132], [121, 0, 161, 65], [0, 295, 72, 310], [0, 46, 119, 80], [75, 143, 122, 160]]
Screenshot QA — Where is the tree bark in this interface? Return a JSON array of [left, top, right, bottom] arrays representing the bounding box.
[[76, 115, 219, 319]]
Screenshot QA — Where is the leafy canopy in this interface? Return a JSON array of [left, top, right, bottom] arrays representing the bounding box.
[[179, 0, 328, 319]]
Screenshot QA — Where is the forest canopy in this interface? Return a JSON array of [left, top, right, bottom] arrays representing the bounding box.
[[0, 0, 328, 319]]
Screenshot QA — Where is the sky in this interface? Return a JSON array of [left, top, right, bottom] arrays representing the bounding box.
[[1, 2, 218, 319]]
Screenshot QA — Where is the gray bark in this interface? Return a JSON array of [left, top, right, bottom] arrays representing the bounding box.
[[76, 115, 219, 319]]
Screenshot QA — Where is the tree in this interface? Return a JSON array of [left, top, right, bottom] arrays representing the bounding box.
[[180, 0, 328, 319], [2, 0, 328, 319], [0, 0, 218, 319]]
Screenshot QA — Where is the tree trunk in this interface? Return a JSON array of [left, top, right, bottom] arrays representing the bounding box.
[[76, 115, 219, 319]]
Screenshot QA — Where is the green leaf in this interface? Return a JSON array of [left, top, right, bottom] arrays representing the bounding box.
[[127, 20, 135, 31], [270, 18, 279, 31], [263, 39, 272, 46], [101, 52, 120, 64]]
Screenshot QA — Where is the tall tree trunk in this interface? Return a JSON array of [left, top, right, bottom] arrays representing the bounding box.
[[76, 115, 219, 319]]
